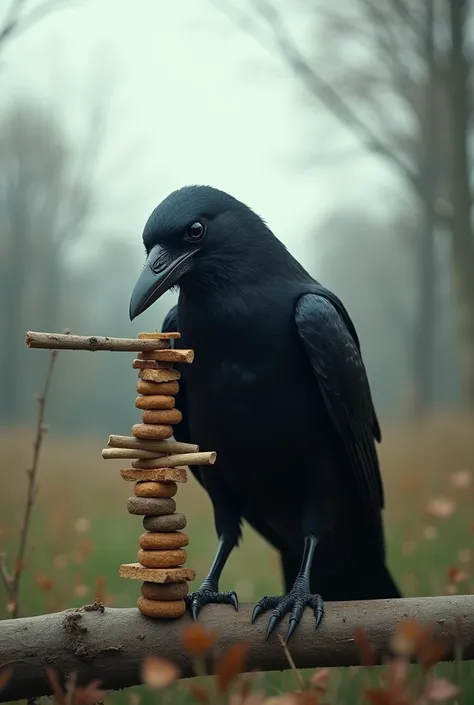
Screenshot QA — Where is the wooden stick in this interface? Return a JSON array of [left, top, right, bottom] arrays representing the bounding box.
[[101, 448, 167, 460], [107, 435, 199, 454], [132, 451, 216, 469], [25, 331, 179, 352], [132, 349, 194, 365]]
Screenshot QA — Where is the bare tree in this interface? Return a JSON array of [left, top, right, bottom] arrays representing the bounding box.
[[447, 0, 474, 411], [0, 97, 102, 423], [211, 0, 474, 414]]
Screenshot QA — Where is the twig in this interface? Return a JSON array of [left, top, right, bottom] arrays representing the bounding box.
[[7, 347, 60, 617], [0, 554, 13, 595], [277, 633, 306, 691], [25, 331, 179, 351], [107, 435, 198, 454]]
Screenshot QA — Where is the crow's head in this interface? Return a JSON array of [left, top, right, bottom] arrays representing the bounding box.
[[129, 184, 283, 320]]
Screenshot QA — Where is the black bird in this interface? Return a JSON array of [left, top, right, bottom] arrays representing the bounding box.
[[129, 185, 401, 642]]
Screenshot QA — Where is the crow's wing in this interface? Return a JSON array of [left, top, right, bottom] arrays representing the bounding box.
[[295, 292, 384, 521], [161, 305, 203, 488], [312, 286, 382, 444]]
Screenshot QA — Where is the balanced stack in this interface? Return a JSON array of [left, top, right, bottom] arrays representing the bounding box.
[[101, 331, 216, 619]]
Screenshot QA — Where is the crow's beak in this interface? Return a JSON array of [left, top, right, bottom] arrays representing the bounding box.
[[129, 245, 196, 320]]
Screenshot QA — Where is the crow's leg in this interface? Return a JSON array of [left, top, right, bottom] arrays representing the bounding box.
[[186, 472, 241, 618], [252, 534, 323, 642], [186, 535, 239, 618]]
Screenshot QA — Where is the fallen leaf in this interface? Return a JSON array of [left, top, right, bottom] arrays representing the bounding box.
[[187, 682, 211, 704], [75, 679, 107, 705], [427, 498, 455, 519], [264, 696, 298, 705], [53, 554, 69, 570], [46, 667, 66, 705], [450, 469, 472, 489], [74, 517, 91, 534], [35, 572, 53, 592], [0, 666, 12, 692], [215, 642, 249, 692], [354, 625, 375, 666], [390, 618, 432, 658], [424, 677, 459, 701], [73, 584, 90, 598], [422, 525, 438, 541], [309, 668, 329, 692], [418, 638, 449, 670], [458, 548, 472, 564], [141, 655, 180, 689], [181, 622, 218, 655], [230, 692, 266, 705], [447, 566, 468, 583]]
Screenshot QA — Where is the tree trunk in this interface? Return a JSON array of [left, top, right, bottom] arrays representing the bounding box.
[[0, 221, 27, 425], [448, 0, 474, 411], [411, 0, 438, 419], [0, 254, 23, 424]]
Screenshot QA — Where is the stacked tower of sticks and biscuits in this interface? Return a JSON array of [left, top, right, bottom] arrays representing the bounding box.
[[102, 332, 216, 620]]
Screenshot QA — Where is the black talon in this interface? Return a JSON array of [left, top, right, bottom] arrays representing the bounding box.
[[265, 614, 280, 641], [185, 588, 239, 618], [230, 591, 239, 611], [309, 594, 325, 628], [251, 604, 262, 623], [253, 587, 324, 642], [285, 618, 299, 644]]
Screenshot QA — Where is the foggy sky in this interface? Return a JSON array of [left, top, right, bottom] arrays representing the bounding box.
[[1, 0, 399, 268]]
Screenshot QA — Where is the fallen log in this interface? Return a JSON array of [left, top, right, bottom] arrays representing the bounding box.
[[0, 596, 473, 702]]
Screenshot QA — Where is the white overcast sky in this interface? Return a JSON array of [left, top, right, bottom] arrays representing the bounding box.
[[2, 0, 400, 267]]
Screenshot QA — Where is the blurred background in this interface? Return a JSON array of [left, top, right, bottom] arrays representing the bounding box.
[[0, 0, 473, 701]]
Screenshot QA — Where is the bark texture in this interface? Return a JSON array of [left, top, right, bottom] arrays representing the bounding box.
[[1, 596, 474, 701]]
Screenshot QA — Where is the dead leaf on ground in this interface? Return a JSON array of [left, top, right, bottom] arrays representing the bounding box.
[[141, 655, 180, 689]]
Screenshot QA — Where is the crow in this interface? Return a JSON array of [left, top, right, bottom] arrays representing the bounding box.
[[129, 185, 401, 642]]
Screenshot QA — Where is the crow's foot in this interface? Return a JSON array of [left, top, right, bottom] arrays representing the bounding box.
[[252, 585, 324, 643], [185, 587, 238, 619]]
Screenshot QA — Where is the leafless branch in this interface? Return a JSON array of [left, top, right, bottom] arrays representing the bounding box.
[[1, 596, 473, 701], [386, 0, 424, 36], [1, 339, 63, 617], [0, 554, 12, 595], [212, 0, 421, 194], [56, 65, 113, 245]]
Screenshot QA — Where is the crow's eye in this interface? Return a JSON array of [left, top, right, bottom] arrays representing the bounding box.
[[185, 221, 206, 242]]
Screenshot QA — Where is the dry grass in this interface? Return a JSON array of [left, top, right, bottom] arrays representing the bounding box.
[[0, 411, 473, 703]]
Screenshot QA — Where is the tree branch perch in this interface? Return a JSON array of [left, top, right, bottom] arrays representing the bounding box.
[[1, 596, 474, 701]]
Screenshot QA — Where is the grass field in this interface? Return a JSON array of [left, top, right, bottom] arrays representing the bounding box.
[[1, 412, 474, 703]]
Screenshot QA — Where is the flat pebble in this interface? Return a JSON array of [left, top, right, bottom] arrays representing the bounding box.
[[127, 496, 176, 516], [143, 512, 187, 531], [138, 548, 186, 568], [141, 581, 189, 600], [139, 531, 188, 550], [134, 481, 178, 498]]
